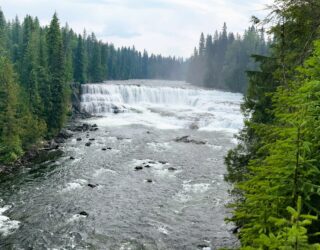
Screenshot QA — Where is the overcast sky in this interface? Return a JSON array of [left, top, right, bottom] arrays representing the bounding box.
[[0, 0, 271, 57]]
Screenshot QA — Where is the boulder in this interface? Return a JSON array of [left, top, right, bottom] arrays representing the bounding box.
[[57, 129, 73, 139], [175, 136, 206, 145], [79, 211, 89, 217], [85, 142, 92, 147], [135, 166, 143, 171], [159, 161, 168, 165], [54, 137, 65, 144], [197, 244, 209, 249], [168, 167, 177, 171], [87, 184, 98, 188]]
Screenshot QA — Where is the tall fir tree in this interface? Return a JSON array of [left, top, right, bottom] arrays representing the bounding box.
[[46, 13, 66, 136]]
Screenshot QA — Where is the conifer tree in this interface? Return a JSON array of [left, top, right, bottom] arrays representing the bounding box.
[[46, 13, 66, 136], [0, 57, 23, 163]]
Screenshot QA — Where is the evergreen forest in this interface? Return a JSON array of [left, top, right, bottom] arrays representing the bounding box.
[[225, 0, 320, 247], [2, 1, 320, 248], [0, 10, 185, 164], [186, 23, 270, 93]]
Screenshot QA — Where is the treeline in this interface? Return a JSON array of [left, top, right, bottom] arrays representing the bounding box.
[[225, 0, 320, 248], [187, 23, 269, 93], [0, 10, 185, 164]]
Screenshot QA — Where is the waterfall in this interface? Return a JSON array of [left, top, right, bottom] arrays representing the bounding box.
[[80, 83, 240, 115], [81, 84, 205, 114], [80, 82, 243, 132]]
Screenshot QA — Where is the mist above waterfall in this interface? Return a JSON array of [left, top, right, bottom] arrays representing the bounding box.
[[80, 80, 243, 133]]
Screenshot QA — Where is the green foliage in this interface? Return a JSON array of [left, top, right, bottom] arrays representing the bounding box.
[[187, 24, 269, 93], [0, 57, 23, 163], [46, 13, 66, 136], [226, 0, 320, 247], [253, 197, 320, 249], [0, 9, 189, 165]]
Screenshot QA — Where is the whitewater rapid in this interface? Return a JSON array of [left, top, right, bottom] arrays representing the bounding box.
[[80, 81, 243, 133], [0, 80, 242, 249]]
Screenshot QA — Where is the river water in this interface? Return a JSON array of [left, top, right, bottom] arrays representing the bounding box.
[[0, 80, 242, 250]]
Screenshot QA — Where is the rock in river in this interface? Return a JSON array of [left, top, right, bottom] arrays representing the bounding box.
[[88, 184, 98, 188], [79, 211, 89, 217]]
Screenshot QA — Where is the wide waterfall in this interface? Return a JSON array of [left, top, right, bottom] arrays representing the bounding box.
[[81, 84, 201, 113], [80, 81, 243, 132]]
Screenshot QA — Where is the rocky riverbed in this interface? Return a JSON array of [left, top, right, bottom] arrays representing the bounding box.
[[0, 80, 242, 249]]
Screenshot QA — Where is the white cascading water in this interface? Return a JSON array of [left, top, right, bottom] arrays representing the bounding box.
[[80, 81, 243, 132]]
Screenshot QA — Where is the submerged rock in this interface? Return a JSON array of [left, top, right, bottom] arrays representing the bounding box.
[[175, 136, 206, 145], [69, 156, 75, 160], [89, 138, 95, 141], [87, 184, 98, 188], [79, 211, 89, 217], [146, 179, 153, 183], [85, 142, 92, 147], [135, 166, 143, 171], [159, 161, 168, 165], [197, 244, 209, 249], [168, 167, 177, 171], [76, 138, 82, 141], [144, 164, 151, 168]]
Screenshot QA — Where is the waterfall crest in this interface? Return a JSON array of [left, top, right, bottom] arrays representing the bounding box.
[[80, 82, 243, 132], [81, 83, 239, 114]]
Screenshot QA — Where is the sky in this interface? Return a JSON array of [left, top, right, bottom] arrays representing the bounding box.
[[0, 0, 272, 57]]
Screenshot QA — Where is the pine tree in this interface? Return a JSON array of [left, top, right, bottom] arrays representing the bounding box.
[[74, 35, 86, 84], [0, 57, 23, 163], [46, 13, 66, 136]]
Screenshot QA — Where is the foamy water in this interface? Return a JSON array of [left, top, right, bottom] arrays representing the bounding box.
[[0, 205, 20, 236], [0, 80, 241, 249], [81, 81, 243, 133]]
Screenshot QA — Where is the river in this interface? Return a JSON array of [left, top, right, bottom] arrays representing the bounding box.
[[0, 80, 242, 250]]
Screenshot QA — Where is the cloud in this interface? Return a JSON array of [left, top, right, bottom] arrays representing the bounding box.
[[0, 0, 272, 57]]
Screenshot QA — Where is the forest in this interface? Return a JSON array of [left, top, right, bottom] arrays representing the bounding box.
[[2, 0, 320, 248], [0, 10, 185, 164], [225, 0, 320, 248], [186, 23, 269, 93], [0, 8, 264, 166]]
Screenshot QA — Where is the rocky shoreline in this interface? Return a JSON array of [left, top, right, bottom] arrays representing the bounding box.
[[0, 121, 98, 175], [0, 83, 94, 175]]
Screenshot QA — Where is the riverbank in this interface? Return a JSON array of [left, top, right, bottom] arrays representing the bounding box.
[[0, 83, 91, 176], [0, 121, 96, 176]]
